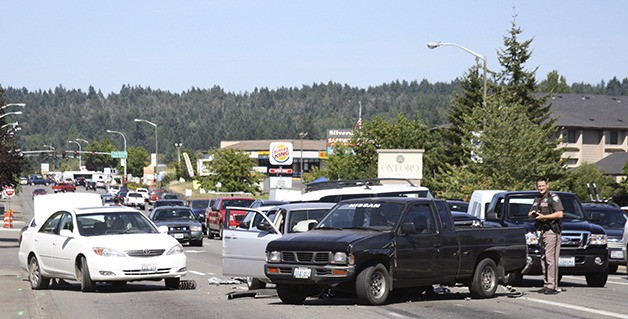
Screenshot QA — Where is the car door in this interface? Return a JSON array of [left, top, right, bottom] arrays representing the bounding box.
[[33, 212, 65, 275], [394, 203, 443, 284], [53, 212, 82, 277], [222, 208, 281, 279]]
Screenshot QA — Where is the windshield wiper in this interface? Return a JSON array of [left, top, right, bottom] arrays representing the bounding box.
[[340, 227, 382, 232], [315, 226, 343, 230]]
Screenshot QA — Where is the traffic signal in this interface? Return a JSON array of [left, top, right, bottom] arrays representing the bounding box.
[[91, 151, 95, 157], [73, 151, 78, 158], [62, 150, 66, 157]]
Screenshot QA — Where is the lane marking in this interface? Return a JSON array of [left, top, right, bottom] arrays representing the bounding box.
[[563, 275, 628, 286], [525, 297, 628, 319], [188, 270, 206, 276]]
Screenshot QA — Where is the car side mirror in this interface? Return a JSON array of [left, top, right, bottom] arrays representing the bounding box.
[[158, 225, 169, 234], [485, 212, 499, 221], [256, 221, 276, 233], [239, 221, 250, 229], [308, 221, 318, 230], [401, 222, 417, 235], [59, 229, 74, 237]]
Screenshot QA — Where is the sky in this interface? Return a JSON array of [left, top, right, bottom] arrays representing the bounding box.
[[2, 1, 627, 95]]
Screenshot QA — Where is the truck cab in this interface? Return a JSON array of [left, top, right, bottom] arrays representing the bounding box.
[[484, 191, 608, 287]]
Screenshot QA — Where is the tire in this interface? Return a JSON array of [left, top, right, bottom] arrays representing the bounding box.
[[608, 264, 618, 275], [165, 277, 180, 289], [469, 258, 498, 299], [501, 271, 523, 286], [140, 205, 145, 210], [28, 256, 49, 290], [217, 225, 223, 240], [79, 256, 95, 292], [194, 239, 203, 247], [247, 277, 267, 290], [585, 272, 608, 287], [355, 263, 390, 305], [207, 229, 214, 239], [276, 284, 309, 304]]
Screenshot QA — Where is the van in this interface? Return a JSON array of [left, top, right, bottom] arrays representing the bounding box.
[[467, 190, 505, 219]]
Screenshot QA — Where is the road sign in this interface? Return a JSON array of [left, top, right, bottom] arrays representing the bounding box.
[[2, 186, 15, 198], [111, 151, 127, 159], [269, 168, 293, 174]]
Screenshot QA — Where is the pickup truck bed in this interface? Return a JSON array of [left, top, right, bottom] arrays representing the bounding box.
[[52, 182, 76, 193], [264, 197, 527, 305]]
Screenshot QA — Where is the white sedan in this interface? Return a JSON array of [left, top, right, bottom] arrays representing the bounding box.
[[18, 206, 187, 292]]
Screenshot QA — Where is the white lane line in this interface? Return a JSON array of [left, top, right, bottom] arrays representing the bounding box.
[[525, 297, 628, 319], [563, 275, 628, 286], [188, 270, 206, 276], [387, 312, 406, 319]]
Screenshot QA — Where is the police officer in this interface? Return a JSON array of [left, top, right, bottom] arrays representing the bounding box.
[[528, 177, 564, 295]]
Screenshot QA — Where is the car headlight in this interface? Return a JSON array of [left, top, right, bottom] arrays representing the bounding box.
[[525, 232, 539, 245], [190, 226, 202, 232], [166, 244, 184, 255], [608, 237, 625, 244], [589, 234, 607, 246], [92, 247, 126, 257], [267, 251, 281, 262]]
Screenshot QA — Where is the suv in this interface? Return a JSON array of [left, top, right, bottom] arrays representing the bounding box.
[[582, 203, 627, 274], [485, 191, 608, 287], [124, 191, 147, 210], [206, 197, 255, 239]]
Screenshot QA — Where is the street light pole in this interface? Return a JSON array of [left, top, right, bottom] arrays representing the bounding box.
[[427, 41, 487, 102], [0, 103, 25, 111], [106, 130, 127, 187], [68, 140, 82, 170], [175, 143, 183, 165], [134, 118, 158, 183], [43, 144, 55, 170], [0, 111, 23, 119], [1, 122, 19, 129], [298, 132, 308, 188]]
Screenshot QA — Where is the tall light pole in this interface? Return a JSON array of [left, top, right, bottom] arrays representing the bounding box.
[[174, 143, 183, 165], [107, 130, 127, 186], [134, 119, 158, 182], [0, 103, 25, 111], [0, 111, 23, 119], [68, 140, 82, 170], [427, 41, 487, 102], [1, 122, 19, 129], [298, 132, 308, 187], [43, 144, 55, 170]]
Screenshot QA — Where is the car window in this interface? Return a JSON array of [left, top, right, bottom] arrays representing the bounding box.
[[77, 211, 157, 236], [435, 201, 454, 230], [40, 212, 64, 234], [221, 199, 255, 209], [317, 202, 403, 231], [287, 209, 331, 233], [403, 204, 436, 234]]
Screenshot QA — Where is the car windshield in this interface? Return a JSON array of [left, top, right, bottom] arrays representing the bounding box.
[[316, 202, 404, 231], [190, 200, 209, 209], [77, 211, 157, 236], [221, 199, 255, 208], [154, 208, 195, 221], [587, 208, 627, 229], [504, 194, 587, 221], [287, 209, 331, 233]]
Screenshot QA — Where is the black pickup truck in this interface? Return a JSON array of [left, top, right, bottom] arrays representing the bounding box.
[[484, 191, 608, 287], [264, 197, 527, 305]]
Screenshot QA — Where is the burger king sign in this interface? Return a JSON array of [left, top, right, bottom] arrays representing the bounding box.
[[269, 142, 293, 166]]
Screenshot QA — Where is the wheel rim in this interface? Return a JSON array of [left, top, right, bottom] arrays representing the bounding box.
[[29, 259, 41, 286], [369, 270, 386, 298], [480, 266, 495, 291]]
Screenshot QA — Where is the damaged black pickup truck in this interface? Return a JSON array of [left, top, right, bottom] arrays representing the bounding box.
[[264, 197, 527, 305]]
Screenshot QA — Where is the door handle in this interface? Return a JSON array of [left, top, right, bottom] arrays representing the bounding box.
[[224, 235, 237, 240]]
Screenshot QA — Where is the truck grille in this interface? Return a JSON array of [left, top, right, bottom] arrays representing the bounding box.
[[281, 251, 331, 264], [561, 231, 589, 248]]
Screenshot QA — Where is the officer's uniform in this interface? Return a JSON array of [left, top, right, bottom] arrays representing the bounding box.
[[531, 192, 564, 291]]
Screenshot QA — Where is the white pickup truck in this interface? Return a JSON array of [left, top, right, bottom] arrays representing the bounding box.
[[124, 192, 147, 210]]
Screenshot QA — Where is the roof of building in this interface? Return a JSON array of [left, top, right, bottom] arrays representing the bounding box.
[[549, 94, 628, 129], [221, 139, 327, 151], [594, 152, 628, 175]]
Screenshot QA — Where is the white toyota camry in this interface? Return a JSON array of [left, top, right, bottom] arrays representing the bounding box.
[[18, 205, 187, 292]]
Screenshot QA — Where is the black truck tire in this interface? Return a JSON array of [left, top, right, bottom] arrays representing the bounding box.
[[585, 272, 608, 287], [608, 264, 618, 274], [165, 277, 181, 289], [502, 271, 523, 286], [246, 277, 267, 290], [28, 256, 50, 290], [276, 284, 309, 304], [356, 263, 390, 305], [469, 258, 498, 299]]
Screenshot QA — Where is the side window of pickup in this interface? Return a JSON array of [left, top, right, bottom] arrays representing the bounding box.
[[434, 201, 454, 230], [403, 204, 436, 234]]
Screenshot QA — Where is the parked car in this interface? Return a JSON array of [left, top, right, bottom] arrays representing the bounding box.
[[149, 206, 203, 246], [161, 193, 179, 200], [249, 199, 289, 209], [107, 185, 121, 196], [446, 199, 469, 214], [52, 182, 76, 193], [115, 191, 128, 205], [153, 199, 185, 209], [135, 188, 150, 200], [74, 177, 86, 187], [149, 189, 165, 205], [85, 180, 97, 191], [28, 175, 50, 186], [95, 179, 106, 189], [32, 188, 47, 199], [206, 197, 255, 239], [261, 197, 526, 305], [100, 193, 116, 206], [18, 205, 187, 292], [583, 203, 628, 274], [19, 176, 28, 185]]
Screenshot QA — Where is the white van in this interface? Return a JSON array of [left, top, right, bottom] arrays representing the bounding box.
[[467, 190, 505, 220]]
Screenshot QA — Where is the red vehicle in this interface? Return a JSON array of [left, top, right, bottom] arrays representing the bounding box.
[[206, 197, 255, 239], [52, 182, 76, 193], [149, 189, 165, 205]]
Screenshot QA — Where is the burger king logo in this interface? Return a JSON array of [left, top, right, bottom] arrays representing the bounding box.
[[269, 142, 293, 165]]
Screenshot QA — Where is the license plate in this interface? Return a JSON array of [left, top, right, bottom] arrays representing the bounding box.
[[558, 257, 575, 267], [141, 263, 156, 271], [174, 233, 184, 239], [293, 267, 311, 279], [610, 250, 624, 259]]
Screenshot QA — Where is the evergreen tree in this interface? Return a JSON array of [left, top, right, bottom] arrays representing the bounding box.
[[537, 70, 570, 93]]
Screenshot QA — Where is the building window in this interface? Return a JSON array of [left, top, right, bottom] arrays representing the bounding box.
[[606, 131, 619, 145], [566, 130, 578, 144]]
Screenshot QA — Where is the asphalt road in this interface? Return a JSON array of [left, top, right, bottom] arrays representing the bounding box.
[[2, 186, 628, 319]]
